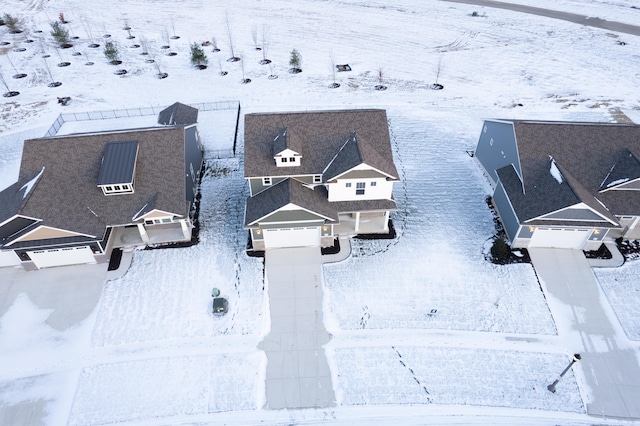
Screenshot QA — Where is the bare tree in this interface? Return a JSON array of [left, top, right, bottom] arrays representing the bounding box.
[[211, 36, 220, 52], [329, 52, 339, 88], [432, 55, 444, 89], [375, 67, 387, 90], [240, 54, 250, 84], [1, 71, 20, 97], [225, 13, 240, 61], [251, 24, 260, 50], [259, 26, 271, 64]]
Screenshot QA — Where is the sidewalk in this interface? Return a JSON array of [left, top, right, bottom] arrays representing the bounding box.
[[529, 248, 640, 419], [260, 247, 336, 409]]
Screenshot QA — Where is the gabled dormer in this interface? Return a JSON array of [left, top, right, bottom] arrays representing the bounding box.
[[97, 141, 139, 195], [272, 128, 302, 167]]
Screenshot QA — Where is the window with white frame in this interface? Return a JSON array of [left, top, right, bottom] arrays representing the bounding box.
[[313, 175, 322, 183], [145, 217, 173, 225], [356, 182, 365, 195], [102, 183, 133, 195], [289, 157, 296, 162], [281, 158, 288, 163], [345, 182, 352, 188], [263, 177, 272, 185], [371, 181, 377, 187]]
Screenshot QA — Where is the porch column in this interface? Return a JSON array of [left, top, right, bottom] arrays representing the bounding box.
[[354, 212, 361, 233], [180, 219, 192, 240], [137, 223, 150, 243], [383, 211, 390, 232]]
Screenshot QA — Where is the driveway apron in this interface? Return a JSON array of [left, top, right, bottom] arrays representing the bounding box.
[[261, 247, 335, 409], [529, 248, 640, 419]]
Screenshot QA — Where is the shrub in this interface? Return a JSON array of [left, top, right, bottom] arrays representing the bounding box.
[[190, 43, 208, 68], [3, 13, 22, 33], [103, 40, 120, 63], [50, 21, 70, 47], [491, 235, 511, 263], [289, 48, 301, 70]]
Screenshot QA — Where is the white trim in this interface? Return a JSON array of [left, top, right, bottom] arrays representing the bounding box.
[[246, 203, 334, 226], [328, 162, 397, 182], [6, 225, 96, 246], [0, 214, 41, 229], [526, 202, 618, 225]]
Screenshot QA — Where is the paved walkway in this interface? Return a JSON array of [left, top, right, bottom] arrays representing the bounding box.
[[260, 247, 335, 409], [529, 248, 640, 419], [441, 0, 640, 36]]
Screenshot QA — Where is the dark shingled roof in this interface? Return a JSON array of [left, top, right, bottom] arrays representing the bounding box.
[[244, 109, 399, 180], [599, 149, 640, 190], [157, 102, 198, 126], [12, 126, 190, 239], [97, 140, 139, 185], [0, 169, 44, 225], [245, 178, 338, 226], [498, 120, 640, 222]]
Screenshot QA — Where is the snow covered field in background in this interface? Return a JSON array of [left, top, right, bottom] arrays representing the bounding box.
[[2, 0, 640, 424]]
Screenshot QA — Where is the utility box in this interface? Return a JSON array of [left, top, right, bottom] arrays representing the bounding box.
[[212, 297, 228, 315]]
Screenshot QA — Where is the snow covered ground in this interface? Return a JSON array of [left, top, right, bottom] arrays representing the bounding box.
[[2, 0, 640, 424]]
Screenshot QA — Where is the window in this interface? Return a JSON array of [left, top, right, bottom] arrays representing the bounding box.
[[289, 157, 295, 162], [281, 158, 288, 162], [114, 185, 121, 191], [162, 218, 172, 223], [346, 182, 352, 188], [356, 182, 365, 195], [106, 186, 113, 191], [371, 181, 377, 187], [313, 175, 322, 183], [263, 177, 272, 185]]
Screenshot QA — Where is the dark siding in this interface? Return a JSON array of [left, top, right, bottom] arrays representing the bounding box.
[[184, 126, 204, 207], [494, 180, 520, 242], [249, 177, 287, 196], [476, 121, 521, 185], [0, 216, 38, 245]]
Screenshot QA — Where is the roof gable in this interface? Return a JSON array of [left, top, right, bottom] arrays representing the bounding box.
[[157, 102, 198, 126], [245, 178, 337, 226], [599, 149, 640, 192]]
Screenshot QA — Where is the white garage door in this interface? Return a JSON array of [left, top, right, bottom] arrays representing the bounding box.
[[28, 246, 97, 269], [0, 250, 21, 267], [529, 228, 590, 249], [263, 227, 320, 249]]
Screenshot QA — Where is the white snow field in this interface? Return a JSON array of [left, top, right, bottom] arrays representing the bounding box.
[[1, 0, 640, 424]]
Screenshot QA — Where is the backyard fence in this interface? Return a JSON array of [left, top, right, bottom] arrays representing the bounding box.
[[44, 100, 241, 138]]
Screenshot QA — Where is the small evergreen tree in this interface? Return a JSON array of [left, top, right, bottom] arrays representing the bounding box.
[[190, 42, 208, 68], [490, 235, 511, 263], [3, 14, 22, 33], [50, 21, 71, 47], [289, 48, 301, 72], [103, 40, 120, 63]]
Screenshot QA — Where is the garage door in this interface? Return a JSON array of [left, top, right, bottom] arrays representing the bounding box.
[[28, 246, 97, 269], [0, 250, 21, 267], [263, 227, 320, 249], [529, 228, 590, 249]]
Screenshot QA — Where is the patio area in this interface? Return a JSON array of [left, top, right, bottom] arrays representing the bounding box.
[[333, 212, 390, 236]]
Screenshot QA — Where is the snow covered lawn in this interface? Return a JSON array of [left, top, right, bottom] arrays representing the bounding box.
[[594, 260, 640, 341]]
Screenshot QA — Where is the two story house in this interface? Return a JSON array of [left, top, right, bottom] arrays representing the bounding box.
[[475, 119, 640, 250], [244, 109, 399, 251], [0, 103, 204, 270]]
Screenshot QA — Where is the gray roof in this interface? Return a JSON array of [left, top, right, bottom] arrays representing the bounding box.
[[9, 126, 190, 239], [157, 102, 198, 126], [245, 177, 397, 227], [497, 120, 640, 223], [0, 169, 44, 225], [97, 140, 139, 185], [244, 109, 399, 180], [245, 178, 338, 226]]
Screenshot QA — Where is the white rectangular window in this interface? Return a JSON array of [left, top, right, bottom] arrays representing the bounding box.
[[313, 175, 322, 183], [371, 181, 377, 187], [281, 158, 288, 162], [263, 177, 272, 185], [346, 182, 352, 188], [289, 157, 295, 162], [356, 182, 365, 195]]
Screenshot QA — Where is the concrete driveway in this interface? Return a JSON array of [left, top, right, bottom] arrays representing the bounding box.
[[529, 248, 640, 419], [0, 263, 108, 330], [260, 247, 335, 409]]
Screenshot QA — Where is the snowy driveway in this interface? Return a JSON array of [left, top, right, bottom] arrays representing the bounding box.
[[262, 247, 335, 409], [529, 248, 640, 419]]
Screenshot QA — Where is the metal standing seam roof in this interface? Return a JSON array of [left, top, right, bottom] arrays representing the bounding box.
[[244, 109, 399, 180], [97, 140, 139, 185], [497, 120, 640, 222]]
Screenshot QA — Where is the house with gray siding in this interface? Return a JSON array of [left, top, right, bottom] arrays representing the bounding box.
[[475, 119, 640, 250], [0, 103, 204, 270], [244, 109, 399, 250]]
